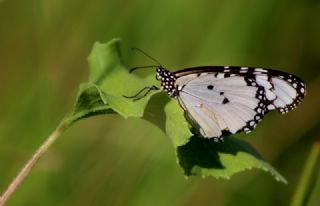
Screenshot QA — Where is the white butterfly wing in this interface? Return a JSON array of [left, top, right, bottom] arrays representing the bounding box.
[[174, 67, 306, 138], [177, 74, 265, 138], [178, 92, 222, 137]]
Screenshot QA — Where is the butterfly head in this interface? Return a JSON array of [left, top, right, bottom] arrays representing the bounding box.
[[156, 67, 177, 97]]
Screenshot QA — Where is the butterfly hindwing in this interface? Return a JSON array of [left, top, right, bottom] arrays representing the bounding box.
[[176, 73, 266, 138]]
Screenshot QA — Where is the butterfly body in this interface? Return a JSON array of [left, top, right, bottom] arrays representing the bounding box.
[[153, 65, 306, 140]]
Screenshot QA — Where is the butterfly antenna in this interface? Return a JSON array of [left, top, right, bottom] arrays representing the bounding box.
[[131, 47, 163, 67], [129, 65, 159, 73]]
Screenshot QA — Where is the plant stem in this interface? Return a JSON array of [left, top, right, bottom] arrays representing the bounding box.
[[0, 118, 71, 206], [290, 138, 320, 206]]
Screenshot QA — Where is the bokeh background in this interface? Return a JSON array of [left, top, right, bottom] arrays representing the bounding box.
[[1, 0, 320, 205]]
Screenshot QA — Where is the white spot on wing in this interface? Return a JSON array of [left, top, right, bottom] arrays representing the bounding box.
[[217, 73, 224, 79], [240, 67, 248, 73], [267, 104, 275, 110], [256, 75, 272, 89], [255, 68, 267, 72]]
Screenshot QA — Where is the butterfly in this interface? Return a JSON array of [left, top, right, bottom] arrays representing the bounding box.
[[126, 49, 306, 142]]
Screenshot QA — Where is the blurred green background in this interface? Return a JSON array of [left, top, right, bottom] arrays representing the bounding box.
[[1, 0, 320, 205]]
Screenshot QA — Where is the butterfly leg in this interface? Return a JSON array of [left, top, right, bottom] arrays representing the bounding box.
[[123, 85, 159, 101]]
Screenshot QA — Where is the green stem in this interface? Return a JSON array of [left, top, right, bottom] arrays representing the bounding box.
[[306, 169, 320, 206], [290, 138, 320, 206], [0, 117, 72, 206]]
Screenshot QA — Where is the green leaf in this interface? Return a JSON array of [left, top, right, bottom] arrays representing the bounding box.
[[69, 83, 112, 123], [68, 38, 287, 183], [164, 100, 193, 147], [177, 135, 287, 183], [69, 38, 160, 124]]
